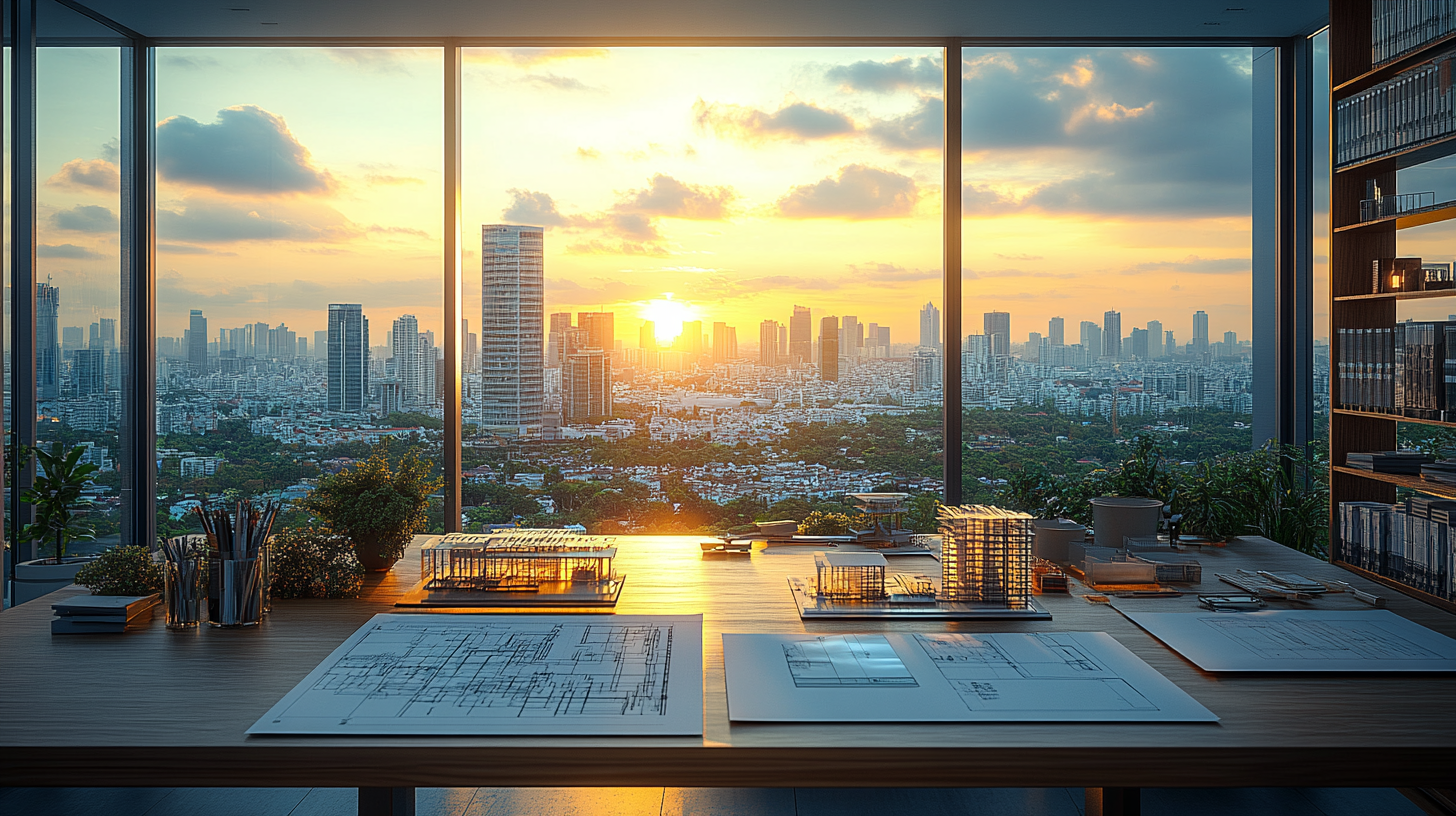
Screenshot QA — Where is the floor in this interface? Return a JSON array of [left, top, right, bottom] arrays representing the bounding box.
[[0, 786, 1429, 816]]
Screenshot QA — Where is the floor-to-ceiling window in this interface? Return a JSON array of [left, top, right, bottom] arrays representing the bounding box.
[[152, 47, 443, 535], [960, 47, 1259, 525], [460, 47, 945, 534]]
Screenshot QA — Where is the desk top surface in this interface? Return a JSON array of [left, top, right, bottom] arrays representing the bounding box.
[[2, 535, 1454, 788]]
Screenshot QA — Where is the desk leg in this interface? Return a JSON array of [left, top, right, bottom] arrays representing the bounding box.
[[1086, 787, 1140, 816], [359, 787, 416, 816]]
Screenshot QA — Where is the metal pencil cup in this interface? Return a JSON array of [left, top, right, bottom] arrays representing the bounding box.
[[164, 557, 206, 629], [208, 555, 265, 627]]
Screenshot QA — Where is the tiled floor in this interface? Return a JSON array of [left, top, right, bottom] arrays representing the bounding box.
[[0, 786, 1428, 816]]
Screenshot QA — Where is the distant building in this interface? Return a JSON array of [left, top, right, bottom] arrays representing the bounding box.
[[1102, 310, 1121, 359], [1146, 320, 1163, 358], [564, 348, 612, 423], [759, 320, 781, 366], [37, 283, 60, 399], [578, 311, 614, 352], [1048, 316, 1065, 346], [912, 346, 941, 392], [1193, 310, 1210, 361], [920, 301, 941, 349], [481, 224, 544, 433], [187, 308, 207, 375], [790, 305, 812, 363], [983, 311, 1010, 358], [819, 315, 839, 382], [327, 304, 370, 413]]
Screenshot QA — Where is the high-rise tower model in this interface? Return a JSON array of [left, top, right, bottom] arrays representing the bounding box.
[[759, 320, 780, 366], [819, 315, 839, 382], [327, 304, 370, 413], [1048, 316, 1065, 346], [481, 224, 544, 434], [1102, 310, 1122, 359], [790, 305, 812, 363], [937, 504, 1033, 609], [983, 311, 1010, 357], [37, 283, 60, 399], [920, 301, 941, 349], [1193, 310, 1210, 361], [188, 308, 208, 375]]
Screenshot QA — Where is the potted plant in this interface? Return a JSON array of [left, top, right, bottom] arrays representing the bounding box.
[[300, 440, 440, 572], [13, 442, 101, 604], [75, 546, 164, 596], [270, 526, 364, 598]]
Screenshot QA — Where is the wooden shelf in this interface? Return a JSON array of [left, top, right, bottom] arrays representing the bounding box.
[[1334, 200, 1456, 232], [1332, 465, 1456, 499], [1331, 560, 1456, 614], [1332, 408, 1456, 429], [1335, 31, 1456, 97], [1333, 289, 1456, 302], [1335, 132, 1456, 174]]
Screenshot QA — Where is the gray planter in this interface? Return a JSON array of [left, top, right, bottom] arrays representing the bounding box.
[[14, 556, 98, 605]]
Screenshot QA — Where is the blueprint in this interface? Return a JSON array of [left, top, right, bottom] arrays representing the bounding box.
[[248, 614, 703, 735], [723, 631, 1216, 722], [1122, 609, 1456, 673], [783, 635, 918, 688]]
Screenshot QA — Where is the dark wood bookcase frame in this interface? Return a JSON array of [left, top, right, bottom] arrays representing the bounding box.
[[1331, 0, 1456, 613]]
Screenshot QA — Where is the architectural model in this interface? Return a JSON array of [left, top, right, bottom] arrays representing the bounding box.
[[1122, 609, 1456, 672], [397, 529, 625, 607], [722, 631, 1217, 723], [249, 614, 703, 735], [939, 504, 1033, 607], [787, 549, 1049, 619]]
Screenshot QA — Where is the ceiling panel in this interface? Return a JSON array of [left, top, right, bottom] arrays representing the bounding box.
[[69, 0, 1329, 41]]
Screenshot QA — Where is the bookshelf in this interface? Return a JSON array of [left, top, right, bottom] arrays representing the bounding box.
[[1330, 0, 1456, 611]]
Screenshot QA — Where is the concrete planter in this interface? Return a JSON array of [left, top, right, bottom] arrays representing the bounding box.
[[14, 556, 99, 605]]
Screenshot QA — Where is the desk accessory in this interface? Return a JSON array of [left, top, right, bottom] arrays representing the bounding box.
[[197, 500, 277, 627], [160, 536, 207, 629]]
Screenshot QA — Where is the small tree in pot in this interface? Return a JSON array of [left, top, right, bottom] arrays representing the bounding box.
[[17, 441, 99, 563], [300, 440, 440, 572]]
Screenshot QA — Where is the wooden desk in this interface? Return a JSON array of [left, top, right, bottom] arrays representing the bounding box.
[[2, 536, 1454, 799]]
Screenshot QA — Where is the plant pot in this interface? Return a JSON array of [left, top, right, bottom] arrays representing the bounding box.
[[1090, 496, 1164, 549], [355, 545, 402, 573], [13, 556, 100, 605], [1032, 519, 1086, 564]]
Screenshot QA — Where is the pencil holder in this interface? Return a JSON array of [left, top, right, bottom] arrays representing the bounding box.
[[208, 554, 264, 628], [164, 556, 206, 629]]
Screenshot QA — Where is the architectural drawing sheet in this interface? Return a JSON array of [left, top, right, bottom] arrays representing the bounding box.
[[723, 631, 1216, 722], [248, 614, 703, 735], [1122, 609, 1456, 673]]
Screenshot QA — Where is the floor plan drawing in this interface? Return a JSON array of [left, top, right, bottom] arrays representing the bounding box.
[[913, 633, 1157, 713], [1122, 609, 1456, 672], [249, 614, 703, 735], [722, 631, 1217, 723], [782, 635, 918, 688]]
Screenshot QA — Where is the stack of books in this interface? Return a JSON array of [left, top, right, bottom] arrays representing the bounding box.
[[1340, 499, 1456, 600], [1423, 458, 1456, 485], [1345, 451, 1434, 473], [1337, 322, 1456, 418], [51, 594, 160, 635], [1373, 0, 1456, 66], [1335, 47, 1456, 168]]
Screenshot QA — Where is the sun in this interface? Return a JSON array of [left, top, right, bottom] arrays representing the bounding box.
[[638, 296, 698, 347]]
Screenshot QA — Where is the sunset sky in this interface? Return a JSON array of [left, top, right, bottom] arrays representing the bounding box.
[[33, 45, 1262, 352]]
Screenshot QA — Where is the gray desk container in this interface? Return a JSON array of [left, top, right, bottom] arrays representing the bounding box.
[[1032, 519, 1086, 564], [1091, 496, 1163, 549]]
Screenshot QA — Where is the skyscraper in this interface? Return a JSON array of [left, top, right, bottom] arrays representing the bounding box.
[[820, 315, 839, 382], [759, 320, 781, 366], [546, 312, 572, 368], [677, 320, 704, 357], [1102, 310, 1121, 359], [268, 323, 297, 360], [1080, 320, 1102, 360], [912, 346, 941, 391], [578, 311, 614, 351], [984, 311, 1010, 357], [920, 301, 941, 349], [639, 321, 657, 350], [327, 304, 370, 413], [73, 348, 105, 396], [188, 308, 208, 375], [778, 325, 788, 358], [712, 322, 732, 362], [841, 316, 861, 357], [481, 224, 544, 432], [37, 283, 60, 399], [1048, 316, 1065, 346], [1193, 310, 1210, 361], [251, 321, 269, 358], [1025, 331, 1042, 362], [391, 314, 426, 406], [1146, 320, 1163, 358], [1129, 327, 1149, 359], [564, 348, 612, 423], [790, 305, 812, 363], [314, 329, 329, 360]]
